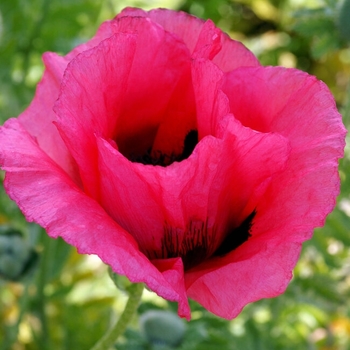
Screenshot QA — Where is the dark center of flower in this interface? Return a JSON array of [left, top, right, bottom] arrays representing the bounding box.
[[128, 130, 198, 166], [163, 220, 212, 271], [147, 211, 256, 270], [213, 211, 256, 256]]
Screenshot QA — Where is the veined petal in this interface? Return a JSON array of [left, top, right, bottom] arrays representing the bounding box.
[[118, 7, 259, 69], [118, 7, 205, 53], [16, 15, 130, 184], [222, 66, 346, 242], [18, 53, 80, 184], [185, 240, 301, 319], [55, 21, 192, 199], [96, 134, 223, 260], [180, 66, 345, 318], [0, 118, 191, 318], [207, 117, 290, 246], [212, 32, 260, 71], [152, 258, 190, 319], [191, 59, 230, 139]]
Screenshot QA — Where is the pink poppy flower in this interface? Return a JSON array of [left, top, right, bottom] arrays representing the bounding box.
[[0, 7, 346, 320]]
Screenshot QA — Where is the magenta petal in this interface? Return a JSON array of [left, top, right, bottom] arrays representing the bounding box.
[[96, 135, 223, 253], [212, 32, 260, 71], [223, 66, 346, 241], [182, 66, 345, 318], [118, 7, 204, 53], [16, 16, 127, 184], [55, 20, 192, 199], [118, 7, 258, 70], [150, 72, 196, 158], [54, 33, 137, 198], [96, 137, 166, 252], [191, 59, 230, 139], [185, 241, 302, 319], [207, 117, 290, 243], [173, 62, 345, 318], [192, 19, 222, 60], [17, 53, 80, 184], [152, 258, 190, 319], [0, 118, 191, 318]]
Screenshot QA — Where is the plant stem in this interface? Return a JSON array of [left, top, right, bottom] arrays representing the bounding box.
[[36, 233, 51, 350], [90, 282, 144, 350]]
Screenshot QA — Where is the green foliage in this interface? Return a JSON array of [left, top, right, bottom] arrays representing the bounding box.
[[291, 5, 344, 59], [0, 0, 101, 122], [337, 0, 350, 41], [1, 0, 350, 349]]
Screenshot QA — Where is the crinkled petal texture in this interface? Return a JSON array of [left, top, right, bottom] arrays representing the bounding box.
[[0, 8, 346, 320]]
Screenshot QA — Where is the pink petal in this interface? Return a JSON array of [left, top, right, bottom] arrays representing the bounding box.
[[96, 134, 223, 258], [223, 66, 346, 241], [0, 118, 191, 318], [191, 59, 230, 139], [152, 258, 190, 319], [212, 32, 260, 72], [119, 7, 259, 70], [108, 15, 196, 160], [150, 75, 196, 158], [17, 53, 80, 184], [55, 20, 192, 199], [54, 33, 137, 199], [16, 17, 126, 184], [185, 240, 302, 319], [118, 7, 204, 53], [182, 66, 345, 318], [190, 58, 290, 251], [206, 117, 290, 246], [191, 19, 222, 60]]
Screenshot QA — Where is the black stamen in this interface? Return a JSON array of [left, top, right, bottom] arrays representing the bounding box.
[[214, 211, 256, 256], [179, 130, 198, 161], [154, 219, 213, 271], [130, 148, 177, 166], [147, 211, 255, 271], [129, 129, 198, 167]]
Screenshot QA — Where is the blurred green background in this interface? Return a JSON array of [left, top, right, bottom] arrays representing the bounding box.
[[1, 0, 350, 349]]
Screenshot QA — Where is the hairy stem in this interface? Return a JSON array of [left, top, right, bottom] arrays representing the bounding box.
[[90, 282, 144, 350]]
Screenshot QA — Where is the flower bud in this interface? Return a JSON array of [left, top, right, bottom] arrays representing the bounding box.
[[0, 226, 38, 281], [140, 310, 186, 347]]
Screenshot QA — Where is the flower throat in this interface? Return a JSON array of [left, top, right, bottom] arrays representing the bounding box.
[[146, 211, 256, 271], [129, 130, 198, 166]]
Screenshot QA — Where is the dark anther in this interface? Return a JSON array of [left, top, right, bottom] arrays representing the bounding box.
[[214, 211, 256, 256], [130, 147, 177, 166], [181, 245, 208, 271], [129, 129, 198, 166], [149, 211, 255, 271], [178, 130, 198, 161], [158, 219, 211, 271]]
